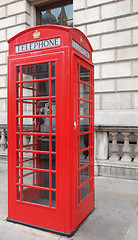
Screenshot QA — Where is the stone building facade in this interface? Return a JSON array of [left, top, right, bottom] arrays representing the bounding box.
[[0, 0, 138, 179]]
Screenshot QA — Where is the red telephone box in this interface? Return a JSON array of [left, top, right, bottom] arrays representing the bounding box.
[[7, 25, 94, 236]]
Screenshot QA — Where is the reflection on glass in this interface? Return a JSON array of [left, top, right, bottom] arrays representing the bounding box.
[[52, 155, 56, 170], [80, 166, 89, 184], [52, 191, 56, 207], [81, 181, 90, 201], [40, 10, 50, 24], [51, 80, 55, 96], [16, 66, 20, 81], [80, 151, 89, 167], [51, 7, 61, 23], [80, 66, 90, 83], [63, 3, 73, 20], [80, 100, 89, 116], [22, 187, 49, 206], [80, 118, 89, 132], [22, 63, 49, 80], [51, 62, 55, 78], [80, 83, 89, 100], [80, 134, 89, 149]]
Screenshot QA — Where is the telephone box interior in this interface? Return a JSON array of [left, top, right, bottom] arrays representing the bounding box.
[[8, 25, 94, 236]]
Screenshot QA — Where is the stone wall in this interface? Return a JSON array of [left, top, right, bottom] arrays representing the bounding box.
[[0, 0, 138, 127], [0, 0, 32, 125], [74, 0, 138, 126]]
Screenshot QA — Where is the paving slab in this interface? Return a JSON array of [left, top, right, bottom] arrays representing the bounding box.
[[0, 162, 138, 240]]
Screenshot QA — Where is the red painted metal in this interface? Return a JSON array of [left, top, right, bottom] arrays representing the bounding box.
[[8, 25, 94, 236]]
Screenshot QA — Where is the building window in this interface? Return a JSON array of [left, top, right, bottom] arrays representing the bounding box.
[[37, 1, 73, 27]]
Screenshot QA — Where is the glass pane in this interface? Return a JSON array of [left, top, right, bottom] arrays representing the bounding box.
[[52, 117, 56, 133], [51, 7, 61, 23], [52, 191, 56, 207], [16, 135, 20, 149], [52, 136, 56, 152], [52, 173, 56, 189], [80, 118, 89, 132], [23, 169, 49, 188], [80, 100, 89, 116], [16, 169, 20, 183], [80, 150, 89, 167], [16, 101, 20, 115], [51, 80, 55, 96], [40, 10, 50, 25], [62, 20, 73, 27], [17, 186, 20, 200], [22, 152, 50, 170], [22, 134, 49, 152], [80, 134, 89, 149], [81, 182, 90, 201], [22, 117, 49, 133], [16, 152, 20, 166], [16, 83, 20, 98], [80, 166, 89, 184], [22, 187, 49, 206], [80, 66, 90, 83], [40, 136, 49, 152], [52, 154, 56, 170], [16, 117, 20, 132], [62, 4, 73, 21], [51, 62, 55, 78], [16, 66, 20, 81], [22, 63, 49, 80], [22, 99, 49, 116], [52, 99, 56, 115], [80, 83, 89, 100], [22, 81, 49, 98]]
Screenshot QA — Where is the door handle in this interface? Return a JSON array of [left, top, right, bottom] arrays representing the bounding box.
[[74, 121, 77, 130]]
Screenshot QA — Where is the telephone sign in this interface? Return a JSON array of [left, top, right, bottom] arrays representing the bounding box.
[[7, 25, 94, 236]]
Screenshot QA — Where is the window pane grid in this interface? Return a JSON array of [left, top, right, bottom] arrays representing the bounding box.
[[39, 2, 73, 27], [77, 64, 93, 204], [16, 62, 56, 208]]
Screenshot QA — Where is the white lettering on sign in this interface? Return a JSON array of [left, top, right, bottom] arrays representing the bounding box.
[[72, 39, 90, 59], [15, 37, 60, 53]]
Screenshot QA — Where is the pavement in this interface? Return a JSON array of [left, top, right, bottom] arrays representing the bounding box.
[[0, 160, 138, 240]]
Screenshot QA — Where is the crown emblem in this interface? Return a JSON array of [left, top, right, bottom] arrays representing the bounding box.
[[80, 36, 83, 44], [33, 30, 40, 39]]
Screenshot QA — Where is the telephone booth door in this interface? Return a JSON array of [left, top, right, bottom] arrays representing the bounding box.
[[74, 56, 94, 227], [8, 53, 67, 232]]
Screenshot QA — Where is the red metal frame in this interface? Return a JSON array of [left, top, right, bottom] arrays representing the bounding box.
[[8, 25, 94, 236]]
